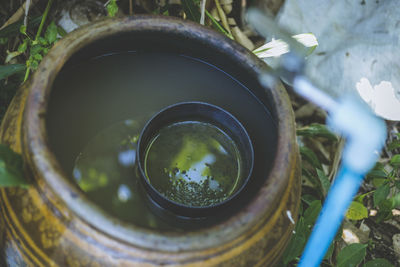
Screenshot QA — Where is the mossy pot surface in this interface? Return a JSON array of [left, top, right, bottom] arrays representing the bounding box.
[[0, 15, 301, 266]]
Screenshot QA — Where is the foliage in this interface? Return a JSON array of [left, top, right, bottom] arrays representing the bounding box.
[[106, 0, 119, 17], [181, 0, 233, 39], [280, 123, 337, 265], [0, 16, 44, 81], [387, 134, 400, 151], [281, 115, 400, 265], [281, 217, 308, 265], [0, 0, 61, 189], [0, 16, 42, 39], [2, 0, 59, 82], [365, 143, 400, 223], [19, 20, 59, 80], [336, 243, 367, 267], [297, 123, 338, 142], [346, 201, 368, 221], [0, 144, 28, 188], [363, 258, 394, 267], [0, 64, 25, 81], [181, 0, 201, 22], [204, 10, 232, 39]]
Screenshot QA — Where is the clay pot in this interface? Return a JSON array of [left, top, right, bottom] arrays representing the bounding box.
[[0, 15, 300, 266]]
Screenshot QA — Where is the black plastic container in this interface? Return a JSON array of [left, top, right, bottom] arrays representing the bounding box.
[[137, 102, 254, 218]]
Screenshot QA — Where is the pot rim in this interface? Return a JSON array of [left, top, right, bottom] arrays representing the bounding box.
[[22, 15, 297, 252], [136, 101, 255, 217]]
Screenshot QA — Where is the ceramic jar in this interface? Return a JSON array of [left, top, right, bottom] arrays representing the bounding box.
[[0, 15, 300, 266]]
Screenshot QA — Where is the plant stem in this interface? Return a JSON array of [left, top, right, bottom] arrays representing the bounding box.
[[205, 10, 233, 39], [214, 0, 231, 35], [23, 67, 30, 82], [35, 0, 53, 41], [129, 0, 133, 15], [23, 0, 53, 82], [200, 0, 206, 25]]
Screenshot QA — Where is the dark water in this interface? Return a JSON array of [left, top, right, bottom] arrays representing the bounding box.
[[144, 121, 242, 207], [47, 51, 277, 231], [72, 119, 179, 230]]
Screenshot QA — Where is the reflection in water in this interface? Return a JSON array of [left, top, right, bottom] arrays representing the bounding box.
[[118, 149, 136, 167], [72, 120, 179, 231], [117, 184, 132, 202], [145, 121, 243, 207]]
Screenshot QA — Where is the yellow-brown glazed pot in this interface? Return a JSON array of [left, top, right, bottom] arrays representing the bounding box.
[[0, 16, 301, 266]]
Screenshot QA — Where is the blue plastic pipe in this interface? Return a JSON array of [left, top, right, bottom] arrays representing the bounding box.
[[298, 166, 364, 267], [293, 81, 386, 267], [246, 9, 386, 267]]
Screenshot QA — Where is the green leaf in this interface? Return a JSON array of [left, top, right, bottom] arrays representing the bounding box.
[[392, 192, 400, 208], [324, 242, 335, 260], [44, 21, 58, 44], [367, 169, 387, 180], [372, 177, 387, 187], [0, 37, 8, 45], [0, 16, 42, 38], [304, 200, 322, 227], [373, 183, 390, 207], [316, 169, 330, 196], [181, 0, 201, 22], [376, 199, 394, 223], [282, 217, 308, 265], [298, 201, 303, 215], [57, 26, 67, 37], [301, 194, 318, 206], [106, 0, 119, 17], [372, 162, 385, 171], [33, 54, 43, 61], [26, 56, 39, 70], [0, 64, 26, 80], [345, 201, 368, 220], [363, 258, 394, 267], [390, 154, 400, 168], [300, 146, 322, 169], [19, 25, 27, 35], [30, 44, 43, 55], [0, 144, 29, 187], [336, 243, 367, 267], [29, 59, 39, 70], [17, 39, 28, 53], [302, 167, 321, 190], [38, 36, 48, 46], [388, 140, 400, 151], [297, 123, 338, 141]]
